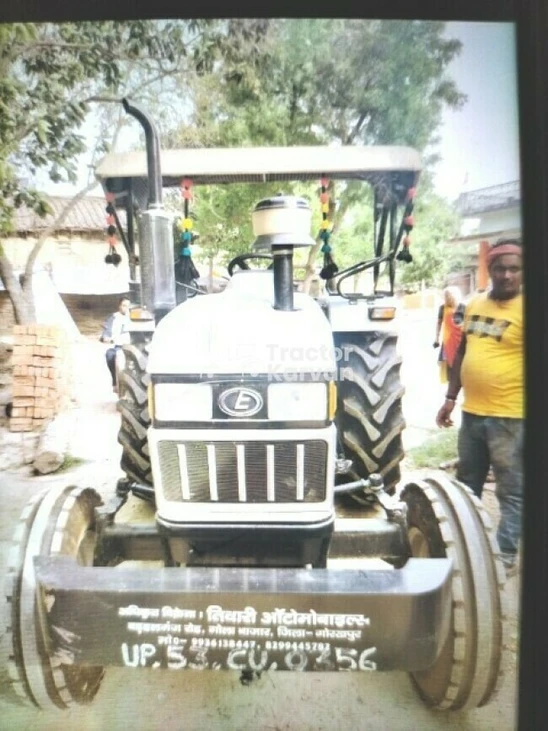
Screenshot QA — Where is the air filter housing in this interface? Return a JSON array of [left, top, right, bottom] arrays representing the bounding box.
[[252, 195, 315, 250]]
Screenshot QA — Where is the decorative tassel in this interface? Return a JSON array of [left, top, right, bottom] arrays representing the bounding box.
[[396, 235, 413, 263], [396, 194, 415, 263], [318, 178, 339, 280], [104, 193, 122, 266], [319, 238, 339, 280], [175, 179, 199, 293], [396, 202, 415, 264]]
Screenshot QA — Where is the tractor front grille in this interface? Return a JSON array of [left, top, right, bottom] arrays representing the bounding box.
[[157, 440, 327, 503]]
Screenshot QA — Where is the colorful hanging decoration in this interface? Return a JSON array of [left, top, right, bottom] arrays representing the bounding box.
[[104, 192, 122, 267], [396, 187, 416, 263], [318, 176, 339, 281], [175, 178, 200, 290]]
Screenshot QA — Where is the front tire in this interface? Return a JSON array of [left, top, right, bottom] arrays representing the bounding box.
[[400, 473, 506, 710], [5, 485, 105, 710]]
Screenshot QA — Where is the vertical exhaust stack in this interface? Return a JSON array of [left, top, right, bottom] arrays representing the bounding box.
[[122, 98, 176, 321], [251, 196, 315, 311]]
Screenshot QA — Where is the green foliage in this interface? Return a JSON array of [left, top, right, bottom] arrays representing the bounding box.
[[0, 20, 225, 234], [189, 182, 282, 268], [406, 428, 458, 469], [267, 19, 466, 147], [396, 186, 463, 290], [40, 453, 87, 475], [326, 185, 376, 270], [162, 19, 465, 274], [0, 18, 467, 316], [172, 180, 322, 272]]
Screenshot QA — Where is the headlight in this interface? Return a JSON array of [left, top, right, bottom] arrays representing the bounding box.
[[267, 382, 327, 421], [369, 306, 396, 320], [153, 383, 212, 421]]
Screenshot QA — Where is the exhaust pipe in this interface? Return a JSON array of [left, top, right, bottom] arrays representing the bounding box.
[[272, 247, 294, 311], [122, 99, 176, 319], [251, 196, 315, 312], [122, 98, 162, 208]]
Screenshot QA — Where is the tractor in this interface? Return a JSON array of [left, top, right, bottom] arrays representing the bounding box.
[[5, 99, 505, 712]]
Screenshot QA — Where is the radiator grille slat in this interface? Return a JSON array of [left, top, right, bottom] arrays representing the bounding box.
[[296, 444, 305, 501], [158, 441, 327, 504], [266, 445, 275, 502], [237, 445, 246, 502], [207, 444, 218, 501]]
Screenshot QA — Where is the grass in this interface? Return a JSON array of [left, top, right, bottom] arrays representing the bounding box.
[[56, 453, 87, 473], [406, 428, 459, 469]]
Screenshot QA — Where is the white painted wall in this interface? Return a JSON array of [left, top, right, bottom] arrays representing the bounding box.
[[460, 204, 521, 238], [2, 234, 130, 294]]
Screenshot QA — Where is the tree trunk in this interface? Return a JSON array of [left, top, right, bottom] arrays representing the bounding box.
[[0, 179, 98, 325], [208, 256, 214, 292], [0, 249, 36, 324]]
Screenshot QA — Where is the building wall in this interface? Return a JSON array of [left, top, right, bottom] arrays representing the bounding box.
[[1, 233, 130, 294], [446, 270, 475, 297], [460, 205, 522, 239], [0, 291, 130, 339]]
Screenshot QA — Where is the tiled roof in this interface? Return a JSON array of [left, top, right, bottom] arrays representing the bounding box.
[[11, 195, 127, 233]]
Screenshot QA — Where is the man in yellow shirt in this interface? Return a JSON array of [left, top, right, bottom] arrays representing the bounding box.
[[436, 239, 523, 577]]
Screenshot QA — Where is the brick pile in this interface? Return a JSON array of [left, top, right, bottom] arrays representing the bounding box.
[[10, 325, 72, 432]]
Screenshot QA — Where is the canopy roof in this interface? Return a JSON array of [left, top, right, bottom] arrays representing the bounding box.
[[96, 145, 421, 185], [95, 145, 421, 209]]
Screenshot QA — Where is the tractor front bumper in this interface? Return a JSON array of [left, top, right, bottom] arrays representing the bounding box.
[[36, 557, 452, 673]]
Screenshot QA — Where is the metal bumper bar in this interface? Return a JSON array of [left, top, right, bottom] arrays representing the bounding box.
[[36, 557, 452, 673]]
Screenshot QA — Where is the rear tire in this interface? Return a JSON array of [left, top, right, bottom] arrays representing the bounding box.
[[400, 472, 506, 710], [335, 332, 405, 493], [117, 334, 153, 487]]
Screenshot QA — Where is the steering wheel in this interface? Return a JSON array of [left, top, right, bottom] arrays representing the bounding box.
[[227, 253, 274, 276]]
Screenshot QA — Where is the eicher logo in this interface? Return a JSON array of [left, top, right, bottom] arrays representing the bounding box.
[[218, 388, 263, 417]]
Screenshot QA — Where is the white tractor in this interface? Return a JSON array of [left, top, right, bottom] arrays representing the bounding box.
[[4, 100, 505, 713]]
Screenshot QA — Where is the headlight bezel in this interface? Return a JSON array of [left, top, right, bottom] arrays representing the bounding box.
[[267, 381, 328, 422], [150, 376, 336, 425], [152, 382, 213, 422]]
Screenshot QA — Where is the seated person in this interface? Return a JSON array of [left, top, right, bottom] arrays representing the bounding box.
[[100, 296, 130, 392]]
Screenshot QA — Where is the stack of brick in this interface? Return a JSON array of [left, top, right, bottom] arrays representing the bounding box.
[[10, 325, 72, 432]]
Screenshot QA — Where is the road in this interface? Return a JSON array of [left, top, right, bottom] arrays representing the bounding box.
[[0, 308, 519, 730]]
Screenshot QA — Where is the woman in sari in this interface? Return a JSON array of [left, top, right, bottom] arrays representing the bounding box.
[[434, 286, 464, 384]]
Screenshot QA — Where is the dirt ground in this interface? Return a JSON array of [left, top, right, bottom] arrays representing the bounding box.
[[0, 309, 521, 730]]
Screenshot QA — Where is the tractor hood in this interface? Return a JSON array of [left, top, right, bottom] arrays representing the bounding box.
[[147, 272, 336, 377]]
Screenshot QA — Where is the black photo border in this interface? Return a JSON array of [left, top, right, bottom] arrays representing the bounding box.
[[1, 1, 547, 728]]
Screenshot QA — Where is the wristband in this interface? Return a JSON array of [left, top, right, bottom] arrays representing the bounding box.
[[445, 395, 457, 402]]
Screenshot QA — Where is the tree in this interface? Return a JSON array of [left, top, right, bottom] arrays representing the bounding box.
[[0, 19, 228, 323], [0, 19, 467, 322], [396, 186, 463, 290], [164, 19, 466, 286], [300, 177, 463, 294]]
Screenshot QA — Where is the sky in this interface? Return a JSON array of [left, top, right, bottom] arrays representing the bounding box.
[[431, 21, 520, 201], [39, 20, 521, 205]]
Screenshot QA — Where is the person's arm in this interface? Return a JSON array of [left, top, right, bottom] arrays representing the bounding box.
[[100, 313, 114, 343], [434, 305, 443, 347], [436, 334, 466, 427], [110, 314, 123, 345]]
